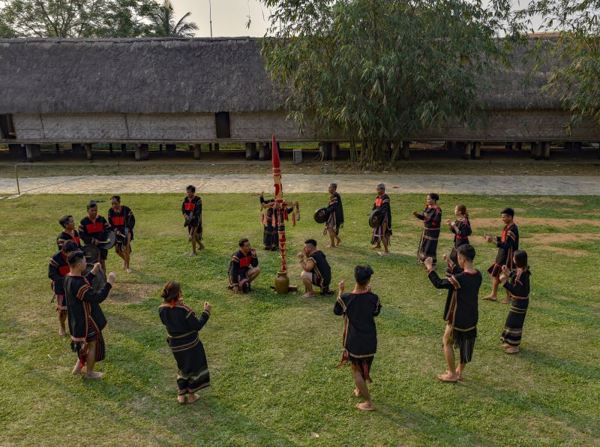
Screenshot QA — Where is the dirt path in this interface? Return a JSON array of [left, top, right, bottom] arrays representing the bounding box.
[[1, 174, 599, 196]]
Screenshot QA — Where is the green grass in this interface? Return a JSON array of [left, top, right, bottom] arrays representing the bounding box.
[[0, 193, 599, 446]]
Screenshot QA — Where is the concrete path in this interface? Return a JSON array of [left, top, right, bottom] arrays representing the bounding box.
[[0, 174, 599, 196]]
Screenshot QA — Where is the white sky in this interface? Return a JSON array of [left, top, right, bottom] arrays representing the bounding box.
[[171, 0, 271, 37], [170, 0, 543, 38]]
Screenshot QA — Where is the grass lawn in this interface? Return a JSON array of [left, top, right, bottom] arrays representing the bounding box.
[[0, 193, 598, 446]]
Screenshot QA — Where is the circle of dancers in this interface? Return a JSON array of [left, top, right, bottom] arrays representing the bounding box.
[[47, 183, 529, 410]]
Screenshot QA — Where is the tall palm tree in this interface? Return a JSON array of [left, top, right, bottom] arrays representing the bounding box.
[[148, 0, 198, 37]]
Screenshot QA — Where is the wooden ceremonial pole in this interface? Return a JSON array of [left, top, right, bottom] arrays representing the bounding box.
[[272, 135, 291, 293]]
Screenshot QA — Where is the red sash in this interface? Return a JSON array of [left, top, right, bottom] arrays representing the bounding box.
[[239, 256, 252, 268], [375, 197, 383, 207], [86, 222, 105, 234], [184, 202, 195, 212], [111, 216, 125, 226]]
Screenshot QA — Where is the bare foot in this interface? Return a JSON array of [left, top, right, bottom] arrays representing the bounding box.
[[483, 295, 497, 301], [71, 361, 83, 375], [455, 369, 463, 381], [177, 395, 187, 405], [501, 342, 510, 349], [85, 371, 104, 380], [59, 328, 66, 337], [371, 245, 381, 250], [377, 251, 390, 257], [500, 298, 510, 304], [326, 244, 335, 248], [336, 238, 342, 246], [436, 372, 458, 382], [505, 346, 520, 354], [189, 251, 197, 257], [199, 242, 205, 250], [356, 401, 375, 411], [187, 393, 199, 404], [302, 292, 317, 298], [126, 268, 132, 274], [353, 388, 361, 397]]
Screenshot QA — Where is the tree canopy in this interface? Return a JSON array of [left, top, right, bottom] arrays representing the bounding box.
[[520, 0, 600, 126], [0, 0, 198, 38], [261, 0, 516, 165]]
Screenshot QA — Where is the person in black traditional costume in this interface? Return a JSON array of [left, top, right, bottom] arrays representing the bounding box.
[[371, 183, 392, 255], [228, 238, 261, 293], [48, 241, 80, 336], [182, 185, 204, 256], [64, 250, 116, 379], [324, 183, 344, 248], [56, 215, 82, 250], [298, 239, 333, 297], [425, 244, 481, 383], [414, 193, 442, 265], [499, 250, 531, 354], [158, 281, 212, 405], [259, 193, 278, 251], [484, 207, 519, 303], [334, 265, 381, 411], [445, 204, 472, 274], [108, 195, 135, 273], [79, 201, 111, 272], [259, 192, 299, 251]]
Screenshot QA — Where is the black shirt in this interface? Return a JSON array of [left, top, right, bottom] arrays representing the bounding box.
[[334, 291, 381, 357]]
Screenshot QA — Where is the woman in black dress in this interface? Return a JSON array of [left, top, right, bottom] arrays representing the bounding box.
[[499, 250, 531, 354], [334, 265, 381, 411], [158, 281, 212, 404]]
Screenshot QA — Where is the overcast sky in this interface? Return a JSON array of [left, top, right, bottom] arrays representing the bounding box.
[[171, 0, 270, 37], [170, 0, 542, 38]]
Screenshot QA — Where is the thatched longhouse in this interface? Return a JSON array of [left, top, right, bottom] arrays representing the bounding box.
[[0, 37, 598, 160]]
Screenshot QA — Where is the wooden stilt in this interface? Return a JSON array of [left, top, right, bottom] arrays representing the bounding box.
[[193, 144, 201, 160], [25, 144, 41, 162], [135, 143, 150, 161], [401, 141, 410, 160], [245, 142, 257, 160], [473, 142, 481, 159]]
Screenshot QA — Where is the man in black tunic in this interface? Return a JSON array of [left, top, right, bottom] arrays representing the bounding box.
[[324, 183, 344, 248], [79, 201, 111, 272], [228, 238, 261, 294], [182, 185, 204, 256], [371, 183, 392, 255], [108, 195, 135, 273], [425, 244, 481, 383], [414, 193, 442, 265], [64, 251, 116, 379], [298, 239, 333, 297], [334, 265, 381, 411], [484, 207, 519, 303], [48, 241, 80, 337]]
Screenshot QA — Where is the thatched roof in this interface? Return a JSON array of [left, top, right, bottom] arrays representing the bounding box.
[[0, 37, 560, 114], [0, 38, 285, 114]]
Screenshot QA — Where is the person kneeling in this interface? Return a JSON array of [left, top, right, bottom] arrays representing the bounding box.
[[424, 244, 481, 383], [228, 238, 260, 294], [334, 265, 381, 411], [298, 239, 333, 298]]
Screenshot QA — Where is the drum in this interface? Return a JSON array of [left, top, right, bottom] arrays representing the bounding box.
[[83, 244, 101, 264], [369, 208, 384, 228], [313, 207, 330, 224], [98, 230, 116, 250], [83, 263, 107, 293]]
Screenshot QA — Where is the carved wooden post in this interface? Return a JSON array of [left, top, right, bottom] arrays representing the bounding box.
[[84, 143, 93, 161], [25, 144, 41, 162], [135, 143, 150, 161], [401, 141, 410, 160], [472, 142, 481, 159], [193, 144, 201, 160], [245, 142, 257, 160]]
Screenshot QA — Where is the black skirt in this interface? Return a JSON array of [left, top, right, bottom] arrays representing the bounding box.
[[418, 229, 440, 263], [501, 298, 529, 347], [169, 335, 210, 394], [452, 327, 477, 364]]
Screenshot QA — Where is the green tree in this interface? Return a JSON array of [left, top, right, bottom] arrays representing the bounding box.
[[146, 0, 197, 37], [523, 1, 600, 126], [262, 0, 516, 166], [0, 0, 155, 38]]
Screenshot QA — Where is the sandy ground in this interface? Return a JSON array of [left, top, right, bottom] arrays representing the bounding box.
[[1, 173, 599, 196]]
